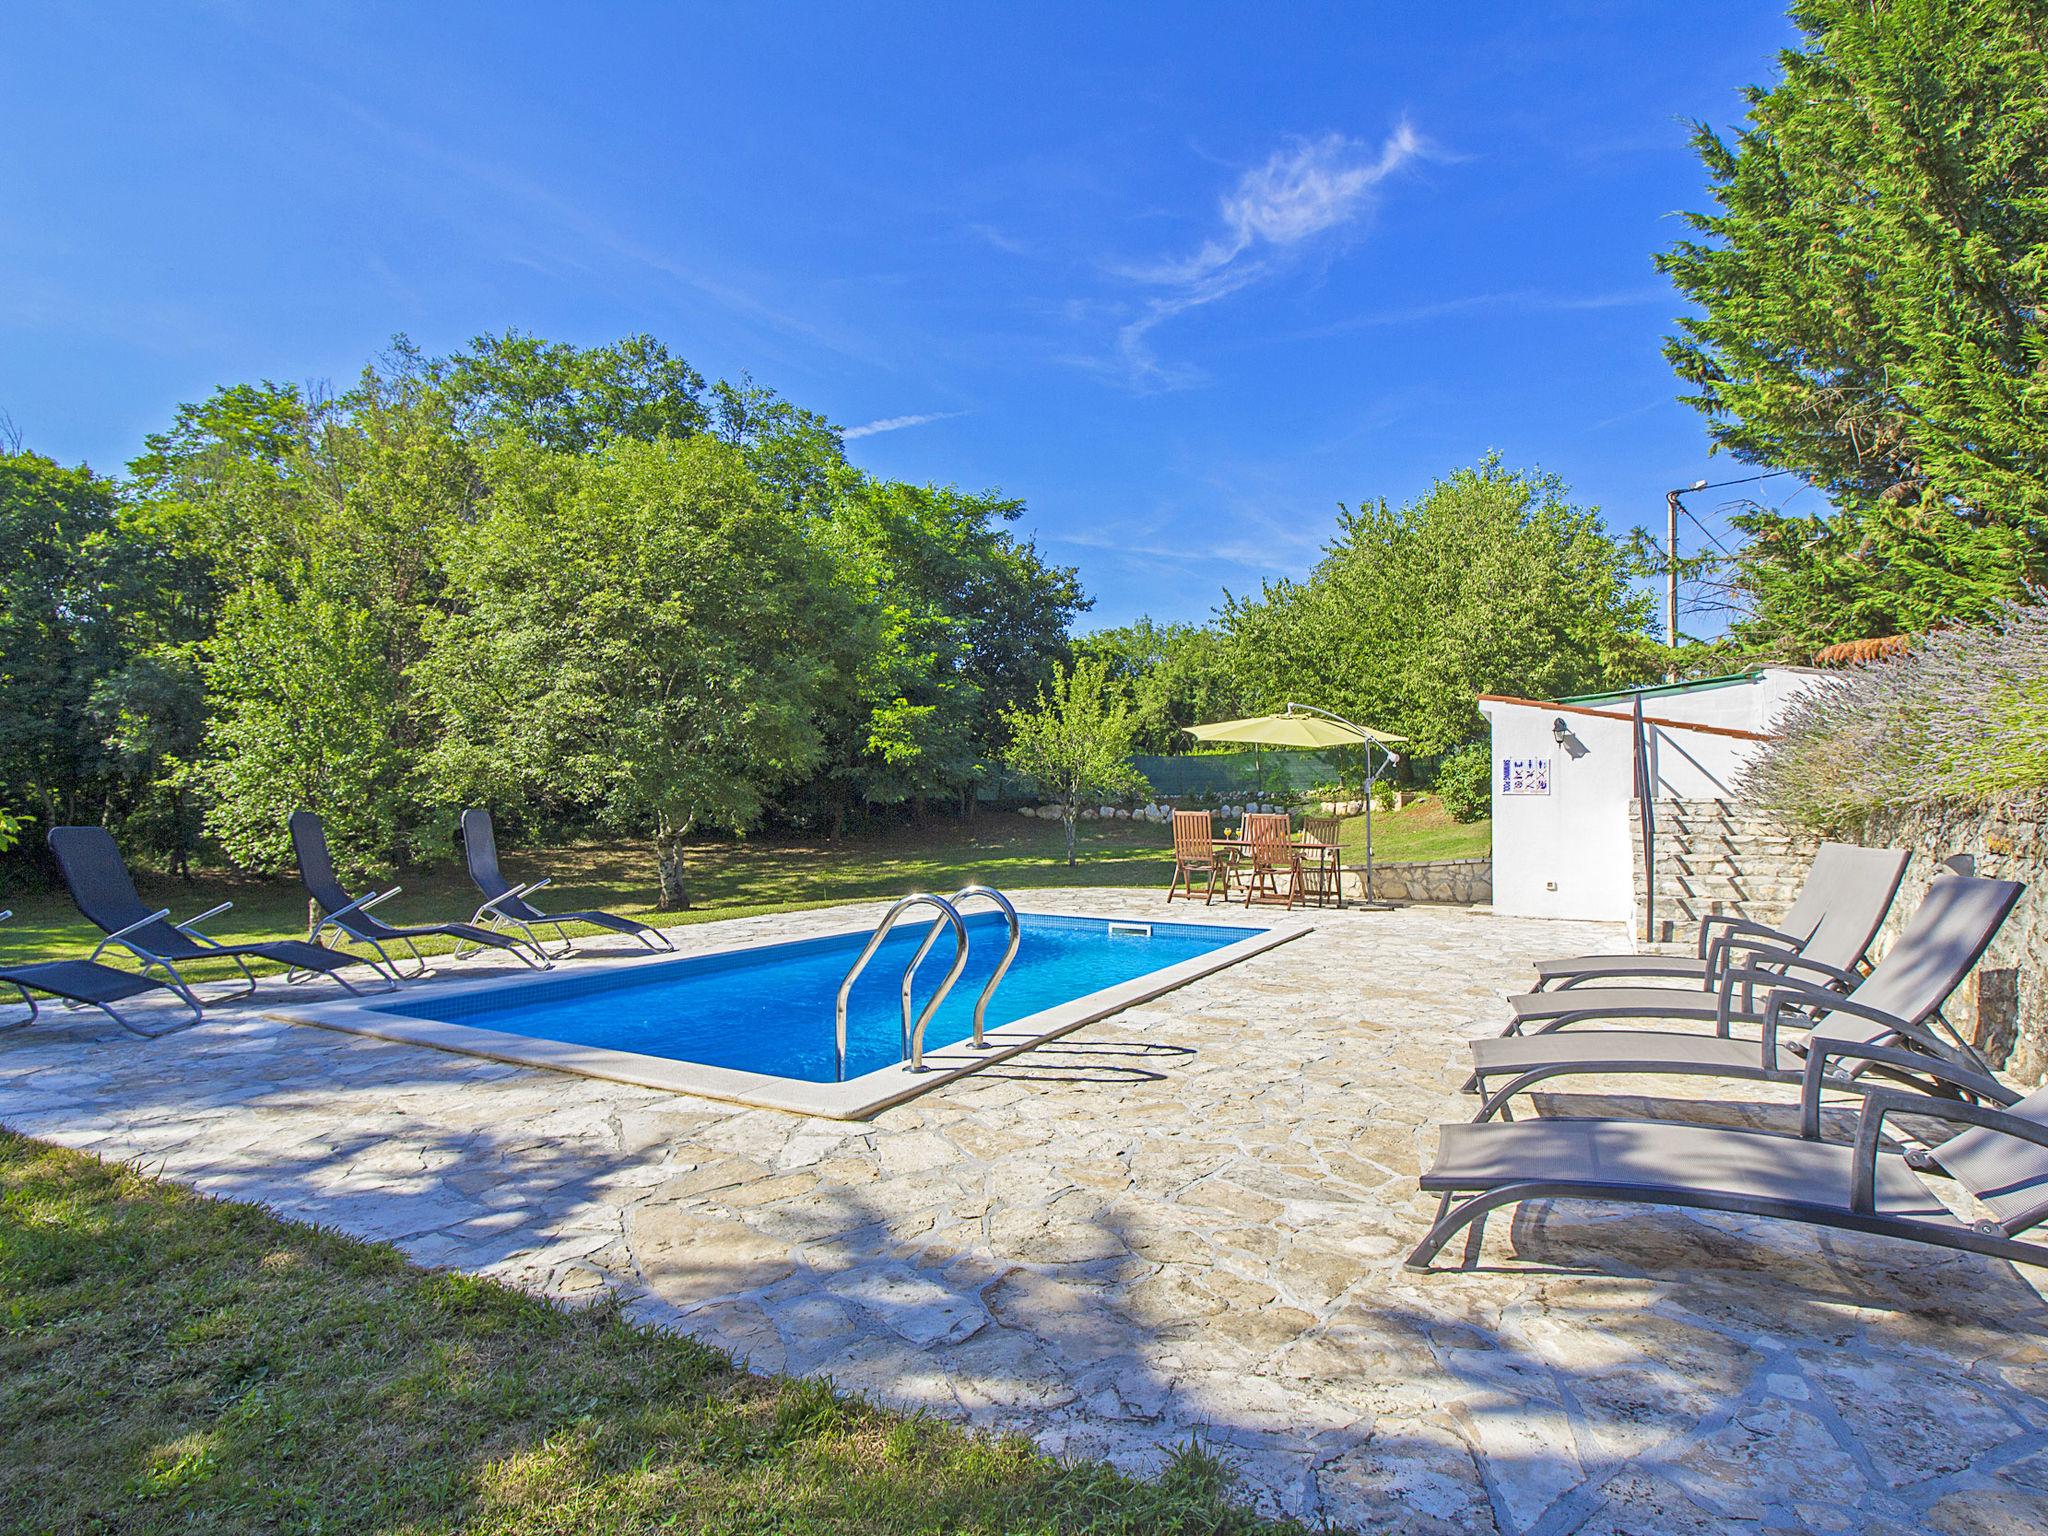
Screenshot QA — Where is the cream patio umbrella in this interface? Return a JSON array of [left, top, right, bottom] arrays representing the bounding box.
[[1183, 702, 1407, 903]]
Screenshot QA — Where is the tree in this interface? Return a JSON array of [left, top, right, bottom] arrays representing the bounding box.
[[809, 478, 1086, 825], [125, 380, 316, 593], [710, 375, 849, 521], [441, 330, 709, 453], [85, 643, 206, 877], [0, 451, 130, 838], [999, 658, 1150, 866], [196, 581, 412, 878], [421, 435, 849, 908], [1221, 460, 1658, 755], [1075, 619, 1247, 753], [950, 513, 1090, 762], [1659, 0, 2048, 650]]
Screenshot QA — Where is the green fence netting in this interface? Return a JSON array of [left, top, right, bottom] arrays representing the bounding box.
[[976, 750, 1349, 802]]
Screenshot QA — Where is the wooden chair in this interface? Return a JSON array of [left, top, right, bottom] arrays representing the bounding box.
[[1240, 813, 1300, 908], [1168, 810, 1232, 903], [1298, 815, 1344, 909]]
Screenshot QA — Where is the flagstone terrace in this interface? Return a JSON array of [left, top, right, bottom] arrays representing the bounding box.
[[3, 890, 2045, 1534]]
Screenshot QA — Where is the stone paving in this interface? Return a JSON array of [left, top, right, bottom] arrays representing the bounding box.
[[4, 889, 2047, 1534]]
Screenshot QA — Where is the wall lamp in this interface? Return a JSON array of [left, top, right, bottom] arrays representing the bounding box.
[[1551, 717, 1570, 747]]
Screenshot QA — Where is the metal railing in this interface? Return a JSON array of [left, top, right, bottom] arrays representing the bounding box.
[[947, 886, 1019, 1049], [834, 893, 969, 1080]]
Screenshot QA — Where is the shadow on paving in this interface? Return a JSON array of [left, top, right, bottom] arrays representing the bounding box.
[[6, 975, 2048, 1534]]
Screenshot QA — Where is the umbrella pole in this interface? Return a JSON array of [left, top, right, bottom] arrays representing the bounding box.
[[1363, 742, 1375, 903]]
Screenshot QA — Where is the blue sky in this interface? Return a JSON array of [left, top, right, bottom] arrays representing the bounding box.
[[3, 3, 1812, 634]]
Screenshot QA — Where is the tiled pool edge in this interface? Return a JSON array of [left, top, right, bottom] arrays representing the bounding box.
[[265, 913, 1313, 1119]]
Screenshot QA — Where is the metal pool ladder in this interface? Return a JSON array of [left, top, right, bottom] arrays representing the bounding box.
[[949, 885, 1020, 1050], [834, 893, 969, 1080], [831, 887, 1023, 1079]]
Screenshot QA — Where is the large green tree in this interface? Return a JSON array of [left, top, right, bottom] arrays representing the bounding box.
[[0, 451, 129, 838], [0, 449, 214, 872], [1075, 619, 1247, 754], [1660, 0, 2048, 651], [710, 375, 850, 521], [441, 330, 709, 453], [197, 581, 412, 878], [1220, 460, 1658, 754], [154, 358, 485, 870], [421, 436, 849, 908], [806, 479, 1089, 828]]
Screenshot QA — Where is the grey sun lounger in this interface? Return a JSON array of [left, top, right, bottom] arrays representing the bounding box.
[[1530, 842, 1909, 992], [1503, 845, 1912, 1038], [460, 809, 672, 959], [0, 909, 202, 1036], [1409, 1039, 2048, 1274], [1464, 873, 2025, 1121], [47, 825, 381, 1004], [289, 810, 544, 980]]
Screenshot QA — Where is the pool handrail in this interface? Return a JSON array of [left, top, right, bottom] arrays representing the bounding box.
[[948, 886, 1020, 1049], [834, 893, 970, 1080]]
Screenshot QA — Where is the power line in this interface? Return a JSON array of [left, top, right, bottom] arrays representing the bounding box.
[[1673, 468, 1813, 559], [1658, 469, 1809, 650], [1679, 503, 1735, 557], [1667, 468, 1805, 496]]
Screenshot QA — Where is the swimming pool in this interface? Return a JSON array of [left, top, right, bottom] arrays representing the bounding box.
[[275, 907, 1306, 1118]]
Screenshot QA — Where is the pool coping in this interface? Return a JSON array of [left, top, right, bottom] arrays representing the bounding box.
[[263, 910, 1314, 1119]]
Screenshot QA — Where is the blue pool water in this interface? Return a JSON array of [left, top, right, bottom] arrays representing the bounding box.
[[363, 911, 1264, 1082]]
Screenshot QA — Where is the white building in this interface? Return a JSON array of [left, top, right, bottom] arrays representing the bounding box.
[[1479, 670, 1825, 924]]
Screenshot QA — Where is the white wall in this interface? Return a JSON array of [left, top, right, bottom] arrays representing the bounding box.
[[1484, 702, 1638, 922], [1480, 671, 1824, 924]]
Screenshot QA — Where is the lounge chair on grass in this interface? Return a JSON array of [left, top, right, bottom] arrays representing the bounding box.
[[48, 825, 381, 1004], [1530, 841, 1909, 992], [1464, 874, 2024, 1122], [0, 909, 201, 1036], [289, 810, 543, 981], [460, 809, 671, 958], [1409, 1039, 2048, 1274]]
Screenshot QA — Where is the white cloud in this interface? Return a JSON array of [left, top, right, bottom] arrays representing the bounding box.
[[1134, 123, 1424, 286], [842, 410, 968, 440], [1110, 123, 1425, 385]]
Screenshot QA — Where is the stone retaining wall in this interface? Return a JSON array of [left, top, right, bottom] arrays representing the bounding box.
[[1632, 794, 2048, 1083], [1342, 857, 1492, 905], [1630, 800, 1822, 941]]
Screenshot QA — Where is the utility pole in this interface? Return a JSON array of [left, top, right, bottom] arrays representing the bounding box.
[[1662, 480, 1706, 684], [1665, 489, 1680, 682]]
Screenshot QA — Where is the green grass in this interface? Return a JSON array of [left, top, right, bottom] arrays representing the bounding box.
[[2, 810, 1486, 981], [0, 818, 1169, 980], [1333, 798, 1491, 864], [0, 1132, 1308, 1535]]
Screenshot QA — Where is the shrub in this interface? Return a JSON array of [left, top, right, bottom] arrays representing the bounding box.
[[1743, 602, 2048, 830], [1435, 744, 1491, 823]]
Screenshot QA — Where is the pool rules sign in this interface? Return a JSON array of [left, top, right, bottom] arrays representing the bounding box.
[[1498, 756, 1551, 796]]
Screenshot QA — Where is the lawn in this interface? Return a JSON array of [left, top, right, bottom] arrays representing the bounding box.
[[0, 1131, 1303, 1535], [1, 807, 1488, 978], [1334, 797, 1491, 864]]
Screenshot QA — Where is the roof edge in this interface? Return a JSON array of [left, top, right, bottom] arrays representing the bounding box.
[[1559, 671, 1760, 705], [1478, 694, 1776, 743]]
